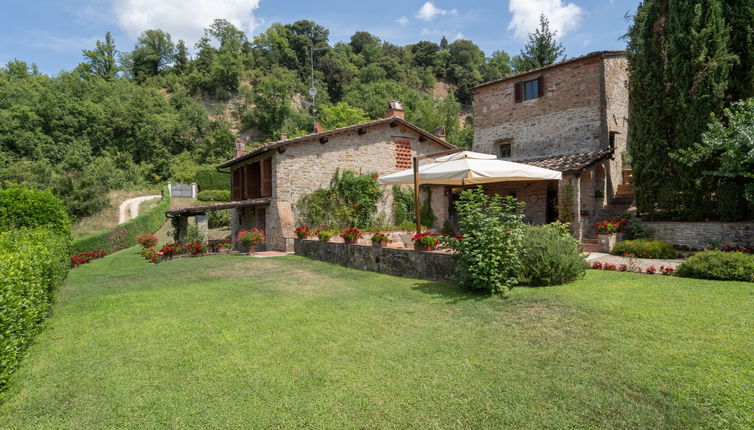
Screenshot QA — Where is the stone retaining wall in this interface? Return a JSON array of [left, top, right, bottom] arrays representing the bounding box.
[[643, 222, 754, 249], [294, 239, 457, 282]]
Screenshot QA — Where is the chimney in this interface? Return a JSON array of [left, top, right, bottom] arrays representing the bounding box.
[[280, 133, 288, 141], [386, 100, 404, 120], [234, 141, 247, 158], [434, 126, 446, 141]]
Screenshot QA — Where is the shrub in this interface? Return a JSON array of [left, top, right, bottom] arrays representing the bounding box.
[[208, 209, 231, 228], [0, 187, 71, 235], [195, 168, 230, 191], [297, 169, 383, 229], [518, 224, 586, 286], [0, 228, 69, 391], [392, 185, 414, 226], [197, 190, 230, 202], [675, 250, 754, 282], [136, 233, 158, 248], [612, 239, 677, 259], [452, 187, 525, 294], [340, 228, 362, 242], [623, 216, 653, 240], [71, 186, 170, 254], [412, 232, 439, 248], [238, 229, 265, 248], [316, 229, 334, 241]]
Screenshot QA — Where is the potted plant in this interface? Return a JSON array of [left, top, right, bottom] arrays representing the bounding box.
[[295, 226, 311, 239], [596, 217, 628, 252], [371, 231, 389, 248], [238, 229, 265, 254], [412, 232, 439, 252], [217, 241, 233, 254], [186, 242, 208, 256], [315, 229, 334, 242], [340, 228, 362, 244]]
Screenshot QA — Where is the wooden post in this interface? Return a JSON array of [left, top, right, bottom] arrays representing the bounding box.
[[413, 156, 421, 236]]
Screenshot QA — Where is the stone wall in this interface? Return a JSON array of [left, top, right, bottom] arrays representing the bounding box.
[[602, 55, 629, 198], [473, 57, 604, 159], [643, 222, 754, 249], [295, 239, 457, 282], [484, 180, 551, 225]]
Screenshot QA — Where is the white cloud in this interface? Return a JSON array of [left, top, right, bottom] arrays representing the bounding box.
[[453, 32, 464, 41], [416, 2, 457, 22], [114, 0, 261, 45], [396, 16, 409, 26], [507, 0, 583, 39]]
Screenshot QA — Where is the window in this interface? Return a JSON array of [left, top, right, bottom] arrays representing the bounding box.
[[497, 139, 513, 158], [514, 76, 543, 102]]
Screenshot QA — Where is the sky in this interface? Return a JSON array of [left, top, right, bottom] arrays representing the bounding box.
[[0, 0, 641, 75]]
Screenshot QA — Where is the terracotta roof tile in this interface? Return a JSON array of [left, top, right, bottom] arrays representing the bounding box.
[[519, 149, 613, 173]]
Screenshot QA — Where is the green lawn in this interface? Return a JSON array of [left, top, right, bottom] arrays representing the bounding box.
[[1, 248, 752, 429]]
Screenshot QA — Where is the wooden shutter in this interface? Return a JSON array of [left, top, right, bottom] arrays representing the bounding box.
[[231, 168, 242, 201], [537, 76, 544, 98], [514, 81, 523, 103], [261, 157, 272, 197], [246, 163, 261, 199]]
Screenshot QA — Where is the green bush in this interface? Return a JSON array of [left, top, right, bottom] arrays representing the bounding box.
[[71, 186, 170, 254], [208, 209, 231, 228], [0, 187, 71, 235], [0, 228, 70, 391], [392, 185, 414, 226], [297, 169, 383, 229], [612, 239, 677, 259], [519, 224, 586, 286], [196, 169, 230, 191], [676, 250, 754, 282], [452, 187, 526, 294], [197, 190, 230, 202]]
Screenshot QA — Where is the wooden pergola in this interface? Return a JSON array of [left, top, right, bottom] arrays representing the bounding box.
[[166, 198, 271, 242]]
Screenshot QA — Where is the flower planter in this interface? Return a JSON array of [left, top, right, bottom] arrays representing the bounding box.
[[414, 244, 436, 252], [372, 241, 385, 248], [597, 232, 623, 253], [343, 238, 358, 245]]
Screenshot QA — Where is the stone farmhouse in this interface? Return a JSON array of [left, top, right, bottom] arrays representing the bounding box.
[[212, 102, 455, 251], [471, 50, 632, 241]]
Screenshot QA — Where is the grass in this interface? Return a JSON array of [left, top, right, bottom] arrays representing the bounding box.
[[0, 249, 752, 429], [71, 189, 160, 238]]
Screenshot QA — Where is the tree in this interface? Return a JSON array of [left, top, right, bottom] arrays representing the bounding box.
[[350, 31, 380, 55], [511, 14, 565, 72], [411, 41, 440, 69], [174, 40, 189, 74], [318, 102, 369, 129], [81, 32, 119, 80], [125, 30, 175, 80], [243, 66, 299, 137], [486, 50, 513, 77]]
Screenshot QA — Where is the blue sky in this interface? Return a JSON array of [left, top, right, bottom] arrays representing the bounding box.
[[0, 0, 640, 75]]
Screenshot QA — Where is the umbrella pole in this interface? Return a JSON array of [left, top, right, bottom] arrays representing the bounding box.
[[413, 156, 421, 236]]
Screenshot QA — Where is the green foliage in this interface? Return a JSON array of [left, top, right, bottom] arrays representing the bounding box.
[[511, 14, 565, 72], [195, 168, 230, 191], [419, 188, 436, 228], [318, 102, 368, 130], [611, 239, 677, 259], [242, 66, 301, 137], [182, 223, 206, 244], [518, 224, 586, 286], [197, 189, 230, 202], [676, 250, 754, 282], [71, 186, 170, 254], [623, 217, 653, 240], [208, 209, 231, 229], [79, 32, 120, 80], [297, 169, 383, 229], [452, 187, 526, 293], [392, 185, 414, 225], [627, 0, 747, 220], [0, 228, 69, 392], [0, 187, 70, 234]]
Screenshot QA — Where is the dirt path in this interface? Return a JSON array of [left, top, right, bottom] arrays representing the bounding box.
[[118, 195, 161, 224]]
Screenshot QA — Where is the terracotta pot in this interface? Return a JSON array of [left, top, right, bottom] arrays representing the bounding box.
[[414, 244, 436, 252], [343, 238, 358, 244], [372, 241, 385, 248], [296, 235, 310, 240]]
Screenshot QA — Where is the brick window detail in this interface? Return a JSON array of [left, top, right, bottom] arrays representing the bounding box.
[[395, 139, 413, 169]]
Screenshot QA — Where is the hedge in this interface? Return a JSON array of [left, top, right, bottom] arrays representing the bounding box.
[[676, 250, 754, 282], [611, 238, 677, 259], [0, 187, 71, 235], [197, 189, 230, 202], [196, 169, 230, 191], [0, 228, 70, 392], [71, 186, 170, 254]]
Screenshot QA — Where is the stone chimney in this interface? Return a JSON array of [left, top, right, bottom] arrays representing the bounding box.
[[434, 126, 446, 141], [280, 133, 288, 141], [386, 100, 404, 120], [234, 141, 247, 157]]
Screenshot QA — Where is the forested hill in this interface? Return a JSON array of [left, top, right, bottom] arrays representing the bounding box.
[[0, 19, 524, 219]]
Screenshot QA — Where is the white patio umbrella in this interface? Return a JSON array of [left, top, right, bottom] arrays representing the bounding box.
[[377, 150, 562, 235], [378, 151, 562, 186]]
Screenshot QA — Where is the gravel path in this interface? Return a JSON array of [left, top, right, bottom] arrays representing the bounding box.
[[118, 195, 161, 224], [586, 252, 686, 270]]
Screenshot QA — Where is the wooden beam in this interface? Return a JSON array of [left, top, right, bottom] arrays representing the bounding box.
[[357, 128, 366, 135], [418, 136, 427, 142], [319, 137, 329, 144], [277, 146, 286, 153], [390, 120, 399, 128]]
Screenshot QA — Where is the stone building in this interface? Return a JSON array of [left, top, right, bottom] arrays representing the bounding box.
[[470, 50, 632, 240], [214, 102, 455, 251]]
